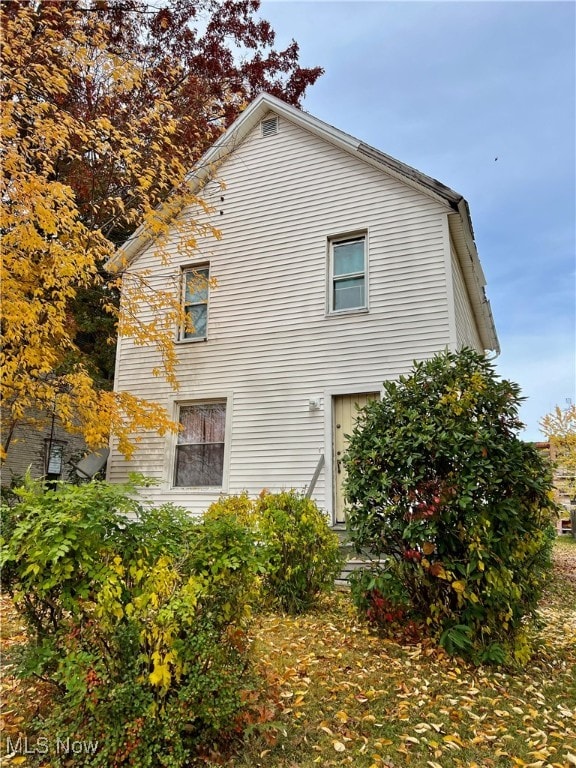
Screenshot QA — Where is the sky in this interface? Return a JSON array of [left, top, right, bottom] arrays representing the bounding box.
[[260, 0, 576, 441]]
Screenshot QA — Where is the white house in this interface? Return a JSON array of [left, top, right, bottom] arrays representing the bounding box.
[[106, 93, 499, 524]]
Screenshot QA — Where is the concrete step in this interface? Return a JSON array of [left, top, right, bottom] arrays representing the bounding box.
[[336, 555, 386, 587], [557, 518, 573, 536], [331, 525, 388, 585]]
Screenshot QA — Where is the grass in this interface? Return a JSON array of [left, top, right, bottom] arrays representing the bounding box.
[[1, 539, 575, 767]]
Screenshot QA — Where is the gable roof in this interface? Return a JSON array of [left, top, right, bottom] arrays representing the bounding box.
[[110, 92, 499, 353]]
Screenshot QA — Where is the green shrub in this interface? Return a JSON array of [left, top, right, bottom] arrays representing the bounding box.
[[187, 510, 263, 623], [1, 474, 142, 639], [256, 490, 343, 614], [344, 349, 557, 665], [204, 491, 258, 528], [0, 476, 262, 766], [203, 490, 343, 615]]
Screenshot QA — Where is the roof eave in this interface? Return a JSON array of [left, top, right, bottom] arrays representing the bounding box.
[[107, 93, 284, 271], [449, 202, 500, 355], [106, 93, 499, 357], [108, 93, 469, 271], [357, 143, 462, 210]]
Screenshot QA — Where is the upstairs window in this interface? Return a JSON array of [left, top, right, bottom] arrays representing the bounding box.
[[174, 402, 226, 487], [180, 265, 209, 340], [329, 236, 367, 312]]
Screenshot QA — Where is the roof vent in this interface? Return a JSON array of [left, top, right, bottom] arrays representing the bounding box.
[[261, 116, 278, 138]]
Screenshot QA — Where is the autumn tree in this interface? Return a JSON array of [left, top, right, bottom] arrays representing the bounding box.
[[540, 404, 576, 509], [1, 0, 321, 460]]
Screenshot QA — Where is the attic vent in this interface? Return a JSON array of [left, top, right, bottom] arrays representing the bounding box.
[[261, 116, 278, 137]]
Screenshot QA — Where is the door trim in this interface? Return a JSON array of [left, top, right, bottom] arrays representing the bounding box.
[[330, 389, 380, 525]]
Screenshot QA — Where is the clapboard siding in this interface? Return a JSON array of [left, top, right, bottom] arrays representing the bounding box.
[[108, 112, 470, 516], [451, 242, 483, 350]]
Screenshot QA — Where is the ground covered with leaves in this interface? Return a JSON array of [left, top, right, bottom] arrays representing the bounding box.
[[1, 539, 575, 768]]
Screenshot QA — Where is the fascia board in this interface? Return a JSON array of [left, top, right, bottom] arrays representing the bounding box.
[[107, 93, 280, 271], [356, 143, 462, 211], [456, 198, 487, 286], [107, 93, 464, 270], [449, 209, 500, 354]]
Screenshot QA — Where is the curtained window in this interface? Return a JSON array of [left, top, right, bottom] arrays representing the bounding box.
[[174, 402, 226, 486]]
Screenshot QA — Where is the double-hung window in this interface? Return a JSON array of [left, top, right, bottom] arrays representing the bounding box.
[[329, 235, 367, 312], [181, 265, 209, 340], [174, 402, 226, 487]]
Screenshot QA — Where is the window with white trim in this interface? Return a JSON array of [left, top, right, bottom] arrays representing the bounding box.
[[174, 402, 226, 487], [180, 265, 209, 340], [329, 235, 367, 312]]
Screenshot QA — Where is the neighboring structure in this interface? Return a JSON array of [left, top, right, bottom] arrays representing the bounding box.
[[1, 410, 87, 486], [535, 441, 575, 536], [106, 93, 499, 523]]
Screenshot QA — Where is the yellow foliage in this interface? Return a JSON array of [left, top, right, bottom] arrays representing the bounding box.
[[149, 662, 172, 689], [1, 3, 223, 460], [540, 405, 576, 501]]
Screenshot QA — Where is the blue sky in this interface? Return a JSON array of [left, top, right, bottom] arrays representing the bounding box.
[[261, 0, 576, 440]]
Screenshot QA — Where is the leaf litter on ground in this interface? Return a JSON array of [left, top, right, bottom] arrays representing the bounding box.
[[1, 539, 575, 767], [238, 538, 576, 768]]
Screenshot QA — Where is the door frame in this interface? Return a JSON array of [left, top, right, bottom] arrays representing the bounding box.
[[325, 386, 382, 525]]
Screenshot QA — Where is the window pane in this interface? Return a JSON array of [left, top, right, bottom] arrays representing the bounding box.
[[202, 403, 226, 442], [184, 268, 209, 303], [46, 443, 63, 474], [333, 240, 364, 276], [178, 403, 226, 444], [179, 406, 204, 443], [175, 402, 226, 487], [333, 276, 365, 311], [183, 304, 207, 338], [174, 444, 224, 486]]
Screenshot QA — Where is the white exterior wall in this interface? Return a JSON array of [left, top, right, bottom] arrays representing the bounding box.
[[450, 241, 483, 351], [109, 113, 468, 519]]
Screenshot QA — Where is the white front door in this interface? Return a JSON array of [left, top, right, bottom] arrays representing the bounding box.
[[333, 392, 379, 524]]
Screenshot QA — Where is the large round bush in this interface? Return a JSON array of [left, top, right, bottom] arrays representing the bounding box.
[[344, 348, 557, 664]]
